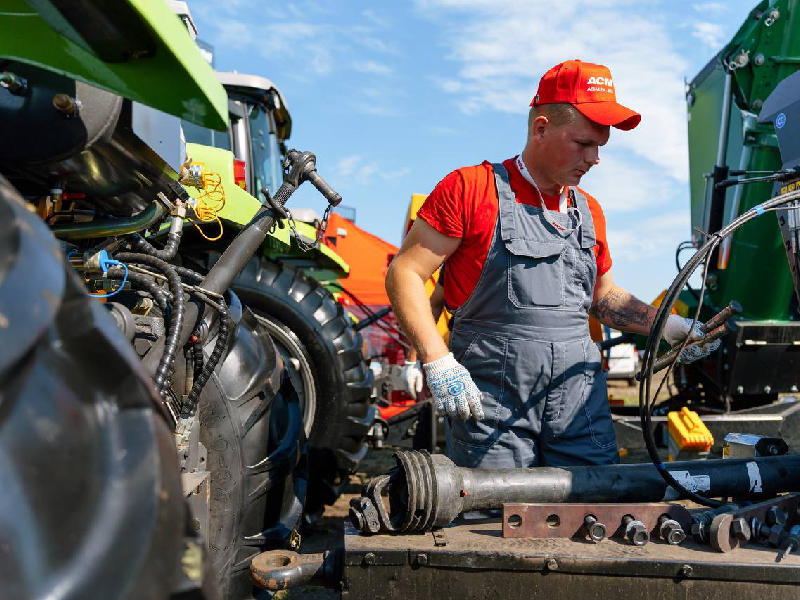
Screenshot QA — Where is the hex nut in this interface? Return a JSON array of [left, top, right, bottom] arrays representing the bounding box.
[[766, 506, 787, 527], [731, 518, 751, 541], [625, 522, 649, 546], [769, 525, 785, 548], [588, 522, 607, 542], [545, 558, 559, 571], [363, 552, 376, 566], [680, 564, 693, 577], [664, 523, 686, 546]]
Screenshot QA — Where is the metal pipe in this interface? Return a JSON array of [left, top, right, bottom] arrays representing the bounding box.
[[716, 71, 733, 168], [718, 114, 756, 269], [350, 450, 800, 534], [51, 202, 165, 240]]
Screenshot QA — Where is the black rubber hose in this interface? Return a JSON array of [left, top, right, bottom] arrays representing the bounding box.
[[192, 336, 204, 382], [116, 252, 185, 396], [639, 192, 800, 507], [181, 296, 230, 418], [108, 268, 171, 314], [129, 229, 181, 261]]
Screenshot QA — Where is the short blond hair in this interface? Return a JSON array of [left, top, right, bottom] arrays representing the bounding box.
[[528, 103, 579, 135]]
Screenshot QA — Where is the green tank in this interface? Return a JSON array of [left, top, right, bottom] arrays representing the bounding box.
[[680, 0, 800, 405]]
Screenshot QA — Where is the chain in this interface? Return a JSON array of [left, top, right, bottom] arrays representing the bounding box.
[[285, 204, 333, 252]]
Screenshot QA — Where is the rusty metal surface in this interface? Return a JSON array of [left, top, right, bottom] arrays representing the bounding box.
[[501, 502, 691, 541], [343, 518, 800, 599], [345, 518, 800, 571], [710, 493, 800, 552]]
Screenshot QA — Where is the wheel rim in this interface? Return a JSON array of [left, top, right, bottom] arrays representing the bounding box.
[[253, 312, 317, 439]]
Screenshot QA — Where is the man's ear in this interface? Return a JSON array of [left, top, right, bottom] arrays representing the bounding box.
[[531, 115, 549, 141]]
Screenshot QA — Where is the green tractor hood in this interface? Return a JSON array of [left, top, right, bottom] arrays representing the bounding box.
[[184, 143, 349, 278], [1, 0, 227, 130]]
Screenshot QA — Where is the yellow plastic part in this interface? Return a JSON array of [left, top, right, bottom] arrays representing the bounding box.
[[651, 289, 689, 317], [668, 407, 714, 452]]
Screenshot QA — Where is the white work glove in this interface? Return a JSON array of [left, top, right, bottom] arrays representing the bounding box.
[[663, 314, 721, 364], [422, 353, 485, 420], [400, 361, 424, 396]]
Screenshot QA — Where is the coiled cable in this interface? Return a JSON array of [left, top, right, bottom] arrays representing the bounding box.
[[640, 190, 800, 507]]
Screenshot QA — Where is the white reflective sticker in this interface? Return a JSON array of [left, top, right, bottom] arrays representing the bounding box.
[[663, 471, 712, 500], [746, 461, 763, 493]]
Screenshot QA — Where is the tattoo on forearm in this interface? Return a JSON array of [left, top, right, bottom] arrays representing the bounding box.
[[590, 287, 657, 332]]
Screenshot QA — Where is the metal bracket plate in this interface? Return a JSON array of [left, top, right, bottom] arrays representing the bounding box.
[[502, 503, 691, 540]]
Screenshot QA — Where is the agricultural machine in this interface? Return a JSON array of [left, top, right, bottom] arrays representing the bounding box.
[[0, 1, 373, 598]]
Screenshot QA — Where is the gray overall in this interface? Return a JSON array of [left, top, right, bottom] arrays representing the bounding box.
[[446, 163, 619, 468]]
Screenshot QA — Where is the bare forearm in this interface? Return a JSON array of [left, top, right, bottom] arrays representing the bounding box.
[[589, 286, 656, 335], [386, 262, 449, 363]]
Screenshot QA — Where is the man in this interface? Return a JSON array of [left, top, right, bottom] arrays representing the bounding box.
[[386, 60, 719, 469]]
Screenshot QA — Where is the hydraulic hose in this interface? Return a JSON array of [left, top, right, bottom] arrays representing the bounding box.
[[181, 295, 230, 418], [128, 216, 184, 261], [639, 189, 800, 507], [141, 149, 338, 379], [108, 268, 171, 314], [116, 252, 185, 397], [51, 202, 165, 240]]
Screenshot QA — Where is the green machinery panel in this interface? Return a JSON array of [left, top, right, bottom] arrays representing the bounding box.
[[686, 0, 800, 320], [0, 0, 228, 130]]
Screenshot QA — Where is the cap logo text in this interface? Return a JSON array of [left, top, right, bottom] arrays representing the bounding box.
[[586, 76, 613, 87]]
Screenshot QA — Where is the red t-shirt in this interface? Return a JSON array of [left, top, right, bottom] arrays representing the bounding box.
[[417, 158, 612, 309]]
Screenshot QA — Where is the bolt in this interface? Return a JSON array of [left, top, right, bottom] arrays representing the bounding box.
[[363, 552, 376, 566], [52, 93, 78, 116], [545, 558, 559, 571], [737, 385, 744, 394], [766, 506, 787, 527], [680, 564, 694, 577], [792, 385, 799, 392], [764, 385, 772, 394], [754, 54, 765, 66], [416, 553, 428, 566], [658, 516, 686, 546], [584, 514, 607, 543], [769, 524, 785, 548], [731, 517, 751, 541], [622, 515, 649, 546]]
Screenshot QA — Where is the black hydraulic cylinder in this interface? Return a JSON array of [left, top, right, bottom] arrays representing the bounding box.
[[350, 450, 800, 534]]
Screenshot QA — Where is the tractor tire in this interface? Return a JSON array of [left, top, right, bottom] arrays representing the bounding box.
[[232, 257, 374, 519], [196, 295, 307, 600], [0, 176, 188, 599]]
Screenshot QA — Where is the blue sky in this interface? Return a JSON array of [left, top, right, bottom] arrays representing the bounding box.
[[189, 0, 756, 301]]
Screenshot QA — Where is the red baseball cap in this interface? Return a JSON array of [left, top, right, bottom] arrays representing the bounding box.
[[531, 60, 641, 131]]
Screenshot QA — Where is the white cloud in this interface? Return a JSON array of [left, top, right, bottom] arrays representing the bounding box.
[[579, 148, 683, 213], [691, 21, 725, 50], [430, 77, 463, 93], [362, 9, 390, 28], [607, 209, 691, 261], [334, 155, 380, 184], [353, 60, 393, 76], [414, 0, 690, 183], [693, 2, 727, 14]]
